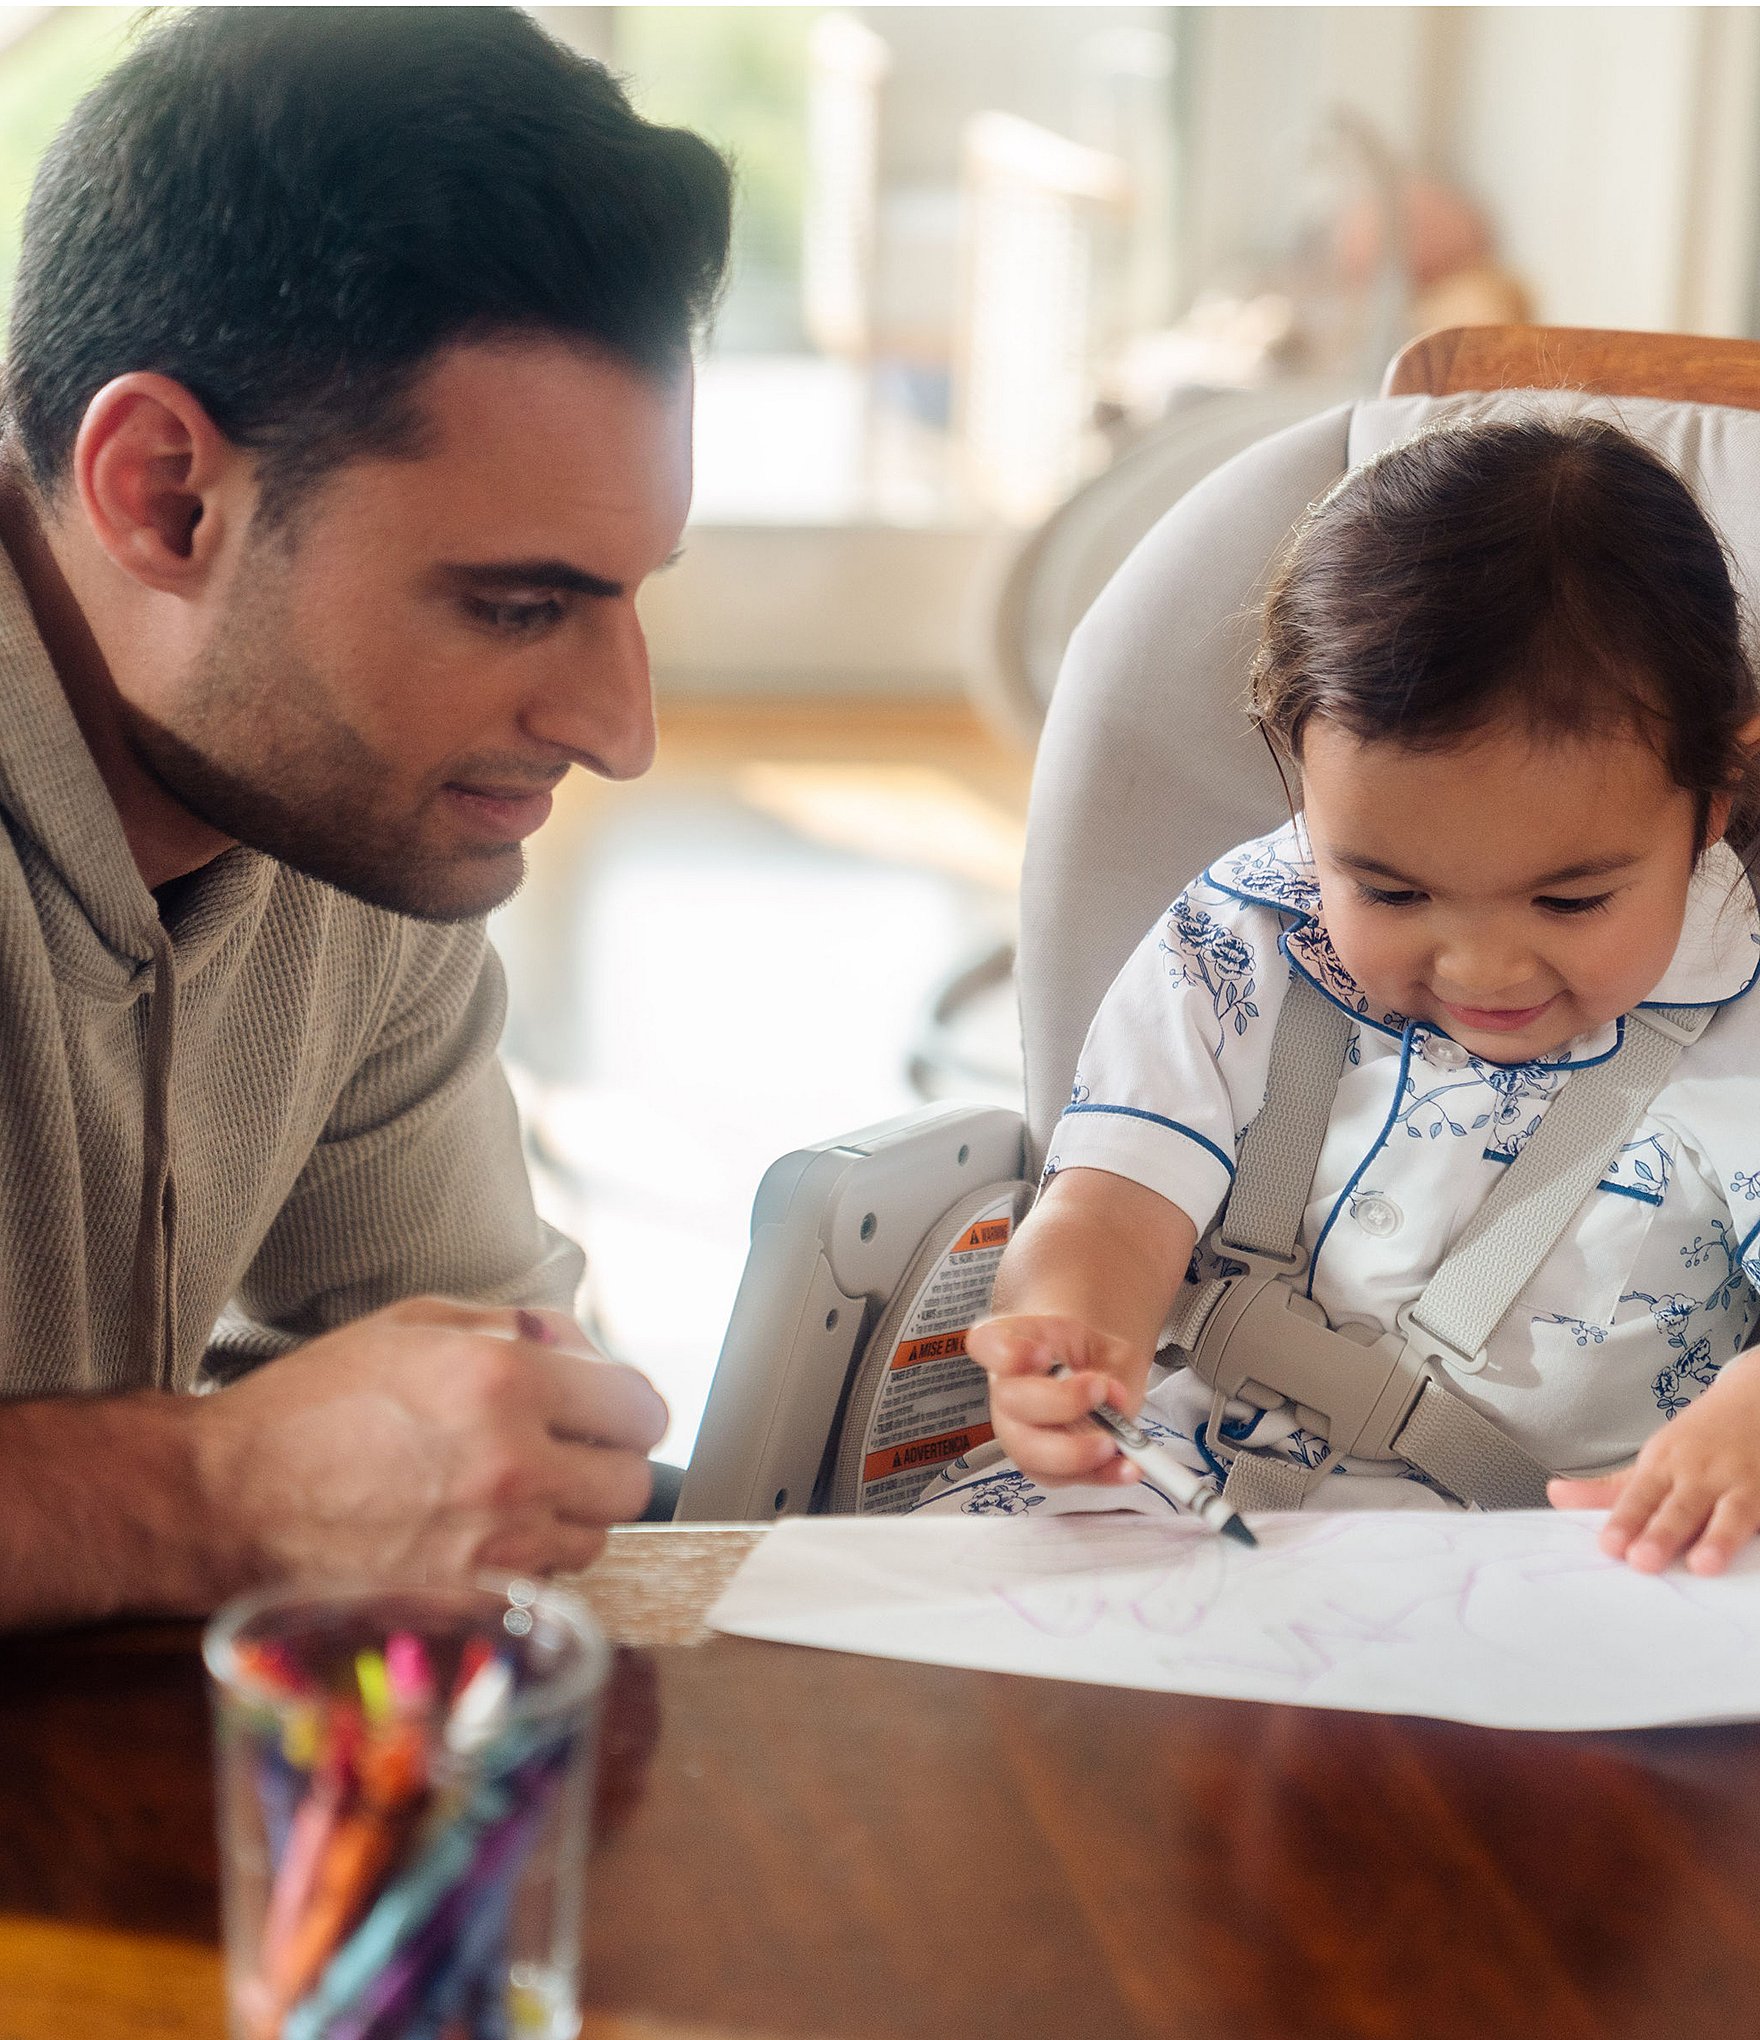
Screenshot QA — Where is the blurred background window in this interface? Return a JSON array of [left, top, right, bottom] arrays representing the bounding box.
[[613, 8, 817, 355], [0, 8, 135, 324], [3, 6, 1760, 1461], [603, 4, 1186, 527]]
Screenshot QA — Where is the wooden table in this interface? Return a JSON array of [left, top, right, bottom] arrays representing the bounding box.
[[4, 1525, 1760, 2040]]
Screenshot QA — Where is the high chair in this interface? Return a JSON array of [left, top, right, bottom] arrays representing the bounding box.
[[674, 326, 1760, 1522]]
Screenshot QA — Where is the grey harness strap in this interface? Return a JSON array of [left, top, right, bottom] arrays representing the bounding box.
[[1211, 975, 1352, 1264], [1166, 976, 1712, 1510]]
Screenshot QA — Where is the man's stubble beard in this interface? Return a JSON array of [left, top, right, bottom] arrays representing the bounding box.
[[118, 581, 524, 923]]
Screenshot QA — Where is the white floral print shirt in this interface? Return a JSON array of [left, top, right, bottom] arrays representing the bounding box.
[[919, 820, 1760, 1519]]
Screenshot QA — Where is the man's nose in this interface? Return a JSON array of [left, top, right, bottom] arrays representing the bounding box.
[[528, 605, 657, 781]]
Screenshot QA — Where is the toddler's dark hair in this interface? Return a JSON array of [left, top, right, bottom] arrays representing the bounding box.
[[1249, 414, 1760, 853]]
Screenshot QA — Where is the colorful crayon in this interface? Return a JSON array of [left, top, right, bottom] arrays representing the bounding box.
[[226, 1609, 583, 2040]]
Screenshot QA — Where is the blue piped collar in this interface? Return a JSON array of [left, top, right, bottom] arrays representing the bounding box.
[[1201, 820, 1760, 1069]]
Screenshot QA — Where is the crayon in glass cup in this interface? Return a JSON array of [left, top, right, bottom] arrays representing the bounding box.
[[205, 1576, 608, 2040]]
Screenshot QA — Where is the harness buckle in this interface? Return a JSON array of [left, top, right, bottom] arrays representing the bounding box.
[[1181, 1262, 1433, 1467]]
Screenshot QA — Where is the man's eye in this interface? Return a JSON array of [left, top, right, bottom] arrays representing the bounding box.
[[465, 596, 563, 635], [1356, 884, 1425, 908], [1537, 892, 1614, 916]]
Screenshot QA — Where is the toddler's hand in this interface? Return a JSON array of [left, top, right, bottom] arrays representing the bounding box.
[[1548, 1352, 1760, 1575], [966, 1314, 1146, 1488]]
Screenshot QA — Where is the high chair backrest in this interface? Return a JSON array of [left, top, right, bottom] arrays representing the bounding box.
[[1018, 325, 1760, 1165]]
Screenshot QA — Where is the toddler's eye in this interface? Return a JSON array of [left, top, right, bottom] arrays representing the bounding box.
[[1355, 884, 1425, 908], [1536, 893, 1614, 916]]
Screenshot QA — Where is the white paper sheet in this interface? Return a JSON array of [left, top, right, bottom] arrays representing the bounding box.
[[706, 1510, 1760, 1730]]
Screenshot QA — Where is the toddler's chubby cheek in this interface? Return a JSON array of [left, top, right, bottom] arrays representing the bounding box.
[[1305, 897, 1405, 1007]]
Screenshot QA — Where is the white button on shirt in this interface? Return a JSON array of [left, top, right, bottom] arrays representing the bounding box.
[[923, 820, 1760, 1523], [1353, 1194, 1402, 1238]]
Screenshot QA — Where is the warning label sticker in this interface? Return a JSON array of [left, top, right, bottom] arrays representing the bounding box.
[[891, 1330, 970, 1370], [856, 1188, 1018, 1514], [862, 1422, 995, 1487]]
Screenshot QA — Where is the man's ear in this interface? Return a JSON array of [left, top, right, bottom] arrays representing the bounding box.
[[71, 372, 245, 595]]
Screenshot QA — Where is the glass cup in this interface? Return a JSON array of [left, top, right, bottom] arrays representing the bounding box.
[[204, 1576, 608, 2040]]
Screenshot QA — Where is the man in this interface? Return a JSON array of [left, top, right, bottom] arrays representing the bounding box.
[[0, 6, 732, 1625]]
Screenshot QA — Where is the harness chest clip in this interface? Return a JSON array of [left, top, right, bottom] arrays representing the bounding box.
[[1183, 1257, 1434, 1471]]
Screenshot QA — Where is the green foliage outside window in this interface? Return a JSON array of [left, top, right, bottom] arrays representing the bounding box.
[[614, 7, 816, 349]]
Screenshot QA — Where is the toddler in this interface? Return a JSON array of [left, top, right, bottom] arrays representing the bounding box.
[[939, 415, 1760, 1575]]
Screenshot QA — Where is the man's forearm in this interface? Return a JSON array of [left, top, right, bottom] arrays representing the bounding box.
[[0, 1298, 670, 1631], [0, 1393, 241, 1628]]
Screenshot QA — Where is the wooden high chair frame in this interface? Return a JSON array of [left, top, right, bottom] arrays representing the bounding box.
[[1385, 323, 1760, 412]]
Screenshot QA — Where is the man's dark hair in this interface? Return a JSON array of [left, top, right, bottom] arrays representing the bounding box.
[[4, 6, 731, 521]]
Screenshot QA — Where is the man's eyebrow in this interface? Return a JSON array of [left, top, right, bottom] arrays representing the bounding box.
[[1334, 850, 1642, 888], [438, 559, 626, 599]]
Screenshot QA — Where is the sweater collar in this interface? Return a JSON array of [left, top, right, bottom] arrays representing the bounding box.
[[0, 540, 273, 987], [1203, 818, 1760, 1066]]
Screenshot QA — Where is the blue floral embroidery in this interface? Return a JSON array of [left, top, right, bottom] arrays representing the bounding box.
[[1281, 922, 1409, 1035], [1183, 1237, 1232, 1291], [1680, 1219, 1748, 1310], [1206, 828, 1322, 917], [1205, 824, 1384, 1030], [1398, 1073, 1492, 1143], [1532, 1312, 1608, 1348], [1284, 1424, 1331, 1470], [1161, 890, 1260, 1054], [1133, 1414, 1188, 1447], [1397, 1071, 1660, 1184], [1386, 1058, 1566, 1153], [1068, 1075, 1090, 1107], [1730, 1168, 1760, 1203], [1647, 1317, 1721, 1418], [1630, 1221, 1757, 1416], [1477, 1065, 1568, 1161], [1597, 1134, 1672, 1205], [957, 1470, 1047, 1515]]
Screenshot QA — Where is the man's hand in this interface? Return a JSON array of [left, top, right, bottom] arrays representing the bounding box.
[[1549, 1350, 1760, 1575], [967, 1314, 1145, 1488], [189, 1294, 669, 1587]]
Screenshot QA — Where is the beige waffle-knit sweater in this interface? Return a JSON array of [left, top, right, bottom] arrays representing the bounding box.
[[0, 547, 583, 1397]]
